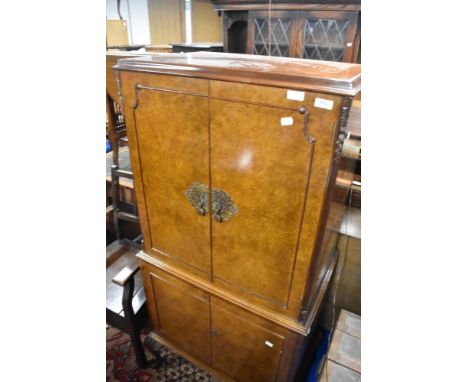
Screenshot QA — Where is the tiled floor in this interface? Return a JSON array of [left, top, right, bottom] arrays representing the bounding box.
[[320, 310, 361, 382]]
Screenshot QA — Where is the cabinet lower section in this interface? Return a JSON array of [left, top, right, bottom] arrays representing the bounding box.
[[140, 258, 306, 382]]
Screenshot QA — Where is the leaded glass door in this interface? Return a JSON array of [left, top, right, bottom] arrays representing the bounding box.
[[296, 11, 359, 63], [247, 11, 300, 58]]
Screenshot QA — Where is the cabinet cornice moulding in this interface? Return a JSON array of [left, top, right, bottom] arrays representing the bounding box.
[[115, 52, 361, 96]]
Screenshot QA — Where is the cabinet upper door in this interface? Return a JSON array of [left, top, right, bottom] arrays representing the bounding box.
[[133, 86, 211, 274], [296, 11, 359, 63], [209, 98, 314, 307], [247, 11, 300, 58]]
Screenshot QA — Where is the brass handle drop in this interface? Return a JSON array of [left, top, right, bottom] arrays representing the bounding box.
[[211, 187, 238, 223], [184, 183, 209, 216], [213, 207, 223, 222], [185, 183, 238, 222], [196, 203, 207, 216]]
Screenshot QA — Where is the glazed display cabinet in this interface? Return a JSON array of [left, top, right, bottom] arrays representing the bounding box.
[[115, 52, 361, 381], [213, 0, 361, 63]]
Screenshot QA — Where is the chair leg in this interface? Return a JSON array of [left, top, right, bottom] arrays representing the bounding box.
[[129, 327, 162, 369], [121, 278, 161, 369], [129, 328, 147, 369]]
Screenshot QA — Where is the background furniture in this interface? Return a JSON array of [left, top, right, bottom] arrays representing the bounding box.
[[106, 148, 137, 245], [106, 93, 128, 166], [106, 45, 147, 51], [106, 148, 133, 190], [109, 163, 140, 246], [145, 44, 173, 53], [212, 0, 361, 63], [171, 42, 224, 53], [116, 52, 360, 381], [106, 242, 161, 368]]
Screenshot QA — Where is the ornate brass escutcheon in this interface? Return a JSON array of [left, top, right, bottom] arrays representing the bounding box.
[[211, 187, 238, 223], [185, 183, 238, 223], [184, 183, 209, 216]]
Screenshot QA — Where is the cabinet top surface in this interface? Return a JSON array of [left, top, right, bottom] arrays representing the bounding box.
[[115, 52, 361, 96]]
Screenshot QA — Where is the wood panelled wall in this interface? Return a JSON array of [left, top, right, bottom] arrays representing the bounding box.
[[106, 20, 129, 46], [147, 0, 221, 45], [148, 0, 185, 44], [191, 0, 222, 42]]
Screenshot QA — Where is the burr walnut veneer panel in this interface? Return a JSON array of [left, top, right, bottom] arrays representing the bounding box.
[[134, 89, 211, 274], [149, 269, 212, 364], [211, 297, 287, 382], [210, 99, 312, 306]]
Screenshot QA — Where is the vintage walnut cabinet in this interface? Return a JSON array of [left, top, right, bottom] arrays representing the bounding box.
[[115, 52, 361, 381]]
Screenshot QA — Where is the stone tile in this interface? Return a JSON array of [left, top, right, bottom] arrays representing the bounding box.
[[336, 310, 361, 339], [328, 330, 361, 373], [319, 360, 361, 382]]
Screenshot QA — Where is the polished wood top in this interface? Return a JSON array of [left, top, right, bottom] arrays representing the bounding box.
[[115, 52, 361, 95]]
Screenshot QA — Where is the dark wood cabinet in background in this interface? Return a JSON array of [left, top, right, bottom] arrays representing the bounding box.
[[214, 0, 361, 63], [171, 42, 224, 53], [248, 10, 299, 57], [295, 10, 359, 61]]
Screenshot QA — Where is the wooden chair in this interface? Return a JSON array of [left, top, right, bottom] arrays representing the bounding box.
[[106, 93, 128, 166], [106, 147, 136, 244], [106, 78, 140, 244], [110, 164, 140, 245], [106, 241, 161, 368]]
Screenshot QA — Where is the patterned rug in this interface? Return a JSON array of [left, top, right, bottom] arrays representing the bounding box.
[[106, 326, 216, 382]]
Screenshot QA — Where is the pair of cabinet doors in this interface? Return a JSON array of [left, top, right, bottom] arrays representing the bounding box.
[[144, 265, 291, 381], [247, 10, 360, 62], [132, 79, 326, 310]]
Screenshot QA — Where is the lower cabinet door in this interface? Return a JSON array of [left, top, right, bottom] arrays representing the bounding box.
[[211, 297, 286, 382], [149, 269, 211, 364]]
